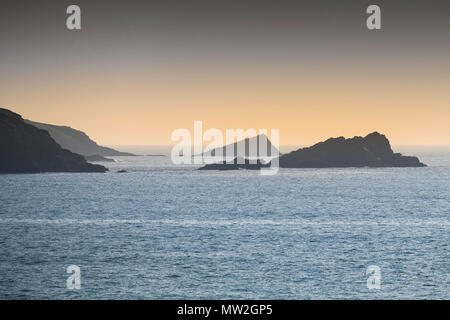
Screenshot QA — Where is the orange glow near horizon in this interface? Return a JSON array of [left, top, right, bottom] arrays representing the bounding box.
[[1, 0, 449, 148], [2, 64, 450, 147]]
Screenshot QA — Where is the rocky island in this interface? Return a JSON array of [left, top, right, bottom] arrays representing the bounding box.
[[199, 132, 426, 170], [0, 108, 107, 173], [198, 157, 270, 170], [198, 134, 280, 158]]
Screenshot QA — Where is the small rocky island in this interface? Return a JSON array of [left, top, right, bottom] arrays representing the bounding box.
[[0, 108, 107, 173], [199, 132, 426, 170], [198, 157, 269, 170]]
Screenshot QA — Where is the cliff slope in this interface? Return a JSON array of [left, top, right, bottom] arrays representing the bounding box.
[[25, 120, 134, 157], [0, 108, 107, 173]]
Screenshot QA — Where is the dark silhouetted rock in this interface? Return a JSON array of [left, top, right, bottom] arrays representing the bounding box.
[[25, 120, 135, 157], [0, 108, 107, 173], [199, 157, 269, 170], [84, 155, 115, 162], [278, 132, 426, 168], [198, 134, 280, 158], [199, 132, 426, 170]]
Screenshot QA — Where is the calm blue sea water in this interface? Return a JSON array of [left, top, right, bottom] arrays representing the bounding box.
[[0, 147, 449, 299]]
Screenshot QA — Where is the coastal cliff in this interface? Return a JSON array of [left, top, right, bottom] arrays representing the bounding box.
[[0, 108, 107, 173], [25, 120, 134, 157]]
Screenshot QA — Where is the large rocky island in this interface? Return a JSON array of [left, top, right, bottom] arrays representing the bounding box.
[[199, 132, 426, 170], [0, 108, 107, 173]]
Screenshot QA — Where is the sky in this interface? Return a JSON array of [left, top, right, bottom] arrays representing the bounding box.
[[1, 0, 449, 146]]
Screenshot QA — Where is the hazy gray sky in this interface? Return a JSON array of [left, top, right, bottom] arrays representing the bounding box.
[[1, 0, 449, 145]]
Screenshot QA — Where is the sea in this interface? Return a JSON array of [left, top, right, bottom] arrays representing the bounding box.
[[0, 146, 449, 299]]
